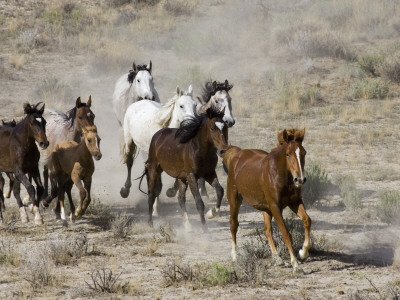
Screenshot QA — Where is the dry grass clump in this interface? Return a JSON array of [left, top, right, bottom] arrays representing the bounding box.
[[302, 161, 329, 208], [163, 0, 198, 17], [0, 236, 20, 267], [111, 213, 132, 239], [376, 190, 400, 224], [378, 53, 400, 83], [33, 76, 73, 110], [46, 232, 89, 265], [85, 200, 115, 230]]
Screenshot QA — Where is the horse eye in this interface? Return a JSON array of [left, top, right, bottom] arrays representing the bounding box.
[[180, 105, 183, 108], [215, 100, 218, 103], [137, 79, 140, 83], [286, 153, 290, 157], [88, 139, 92, 143]]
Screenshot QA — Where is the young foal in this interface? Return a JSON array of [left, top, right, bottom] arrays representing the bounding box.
[[45, 126, 101, 226], [223, 129, 311, 272], [144, 107, 228, 231], [0, 103, 49, 224]]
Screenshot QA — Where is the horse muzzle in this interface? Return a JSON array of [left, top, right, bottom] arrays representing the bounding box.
[[39, 141, 49, 149], [293, 177, 306, 187], [93, 152, 102, 161]]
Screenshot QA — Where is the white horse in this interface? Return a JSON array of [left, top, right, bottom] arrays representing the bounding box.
[[120, 85, 197, 200], [112, 61, 160, 126]]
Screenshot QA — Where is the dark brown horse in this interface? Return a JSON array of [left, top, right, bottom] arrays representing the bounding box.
[[0, 103, 49, 224], [144, 107, 229, 231], [223, 128, 311, 272]]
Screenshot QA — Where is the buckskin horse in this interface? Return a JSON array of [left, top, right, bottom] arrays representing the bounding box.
[[223, 128, 311, 272], [43, 125, 102, 226], [0, 103, 49, 224], [143, 106, 228, 232]]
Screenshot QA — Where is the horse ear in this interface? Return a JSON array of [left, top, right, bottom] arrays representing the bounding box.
[[87, 95, 92, 107], [132, 61, 137, 73], [23, 103, 32, 115], [282, 129, 289, 143], [176, 86, 181, 96], [147, 60, 152, 73], [76, 97, 82, 107], [206, 107, 213, 118], [296, 128, 306, 144], [187, 85, 193, 95], [38, 103, 45, 114], [212, 81, 217, 91]]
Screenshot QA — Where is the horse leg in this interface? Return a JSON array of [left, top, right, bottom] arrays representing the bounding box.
[[0, 174, 5, 224], [41, 165, 48, 198], [262, 211, 284, 266], [166, 178, 179, 198], [65, 179, 75, 223], [6, 173, 14, 199], [146, 163, 162, 227], [205, 172, 224, 219], [289, 202, 312, 261], [80, 177, 92, 216], [187, 174, 207, 232], [120, 141, 136, 198], [226, 176, 241, 261], [198, 178, 209, 198], [57, 177, 67, 227], [269, 204, 301, 273], [73, 175, 87, 219], [30, 168, 45, 225], [176, 179, 191, 231], [13, 170, 33, 223]]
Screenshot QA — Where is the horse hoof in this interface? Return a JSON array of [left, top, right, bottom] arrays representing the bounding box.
[[166, 188, 177, 198], [293, 266, 304, 275], [53, 209, 61, 220], [152, 210, 159, 217], [62, 220, 68, 228], [22, 196, 31, 206], [272, 255, 284, 266], [41, 200, 50, 208], [70, 213, 75, 223], [299, 249, 309, 261], [34, 218, 44, 225], [120, 187, 130, 198], [27, 204, 34, 214], [206, 207, 220, 219]]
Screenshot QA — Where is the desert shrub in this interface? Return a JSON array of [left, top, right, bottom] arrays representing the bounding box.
[[85, 201, 115, 230], [86, 267, 128, 293], [300, 85, 322, 105], [46, 232, 88, 265], [377, 190, 400, 224], [349, 78, 389, 99], [302, 161, 329, 207], [378, 53, 400, 83], [14, 28, 49, 53], [163, 0, 197, 17], [334, 174, 362, 210], [0, 236, 20, 266], [33, 76, 73, 110], [23, 247, 56, 291], [357, 52, 384, 76], [111, 213, 132, 239], [202, 263, 237, 286]]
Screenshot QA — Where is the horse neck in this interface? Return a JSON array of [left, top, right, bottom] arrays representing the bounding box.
[[168, 100, 181, 128], [76, 138, 92, 160], [15, 118, 35, 146], [269, 144, 291, 183], [195, 120, 214, 156]]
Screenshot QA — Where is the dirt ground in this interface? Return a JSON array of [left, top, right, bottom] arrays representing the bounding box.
[[0, 1, 400, 299]]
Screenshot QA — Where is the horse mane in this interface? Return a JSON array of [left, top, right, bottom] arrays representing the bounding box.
[[65, 102, 89, 129], [201, 80, 234, 103], [127, 64, 150, 85], [277, 128, 305, 145], [155, 94, 178, 127], [1, 119, 16, 127], [175, 105, 223, 144], [23, 102, 44, 115]]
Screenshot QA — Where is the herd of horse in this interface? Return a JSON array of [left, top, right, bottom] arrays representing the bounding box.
[[0, 61, 310, 272]]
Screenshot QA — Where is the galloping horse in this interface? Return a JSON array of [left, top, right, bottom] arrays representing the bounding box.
[[223, 128, 311, 272], [144, 106, 229, 231], [0, 103, 49, 224], [166, 80, 235, 201], [44, 125, 102, 226], [120, 86, 197, 200], [113, 61, 160, 126], [40, 96, 95, 204]]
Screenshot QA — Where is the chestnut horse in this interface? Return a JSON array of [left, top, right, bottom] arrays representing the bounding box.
[[223, 128, 311, 272], [0, 103, 49, 224], [144, 107, 229, 231], [43, 125, 102, 226]]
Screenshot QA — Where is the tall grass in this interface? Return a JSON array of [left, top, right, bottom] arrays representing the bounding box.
[[377, 190, 400, 224]]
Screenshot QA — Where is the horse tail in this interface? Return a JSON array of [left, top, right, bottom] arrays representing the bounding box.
[[222, 146, 241, 174], [135, 163, 148, 195], [121, 125, 137, 164]]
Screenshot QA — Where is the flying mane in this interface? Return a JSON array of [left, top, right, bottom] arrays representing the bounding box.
[[200, 80, 234, 103]]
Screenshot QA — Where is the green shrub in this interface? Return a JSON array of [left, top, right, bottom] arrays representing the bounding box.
[[357, 52, 384, 76], [349, 78, 389, 99], [302, 161, 329, 207], [202, 263, 237, 286], [335, 174, 362, 210], [377, 190, 400, 224], [378, 53, 400, 83]]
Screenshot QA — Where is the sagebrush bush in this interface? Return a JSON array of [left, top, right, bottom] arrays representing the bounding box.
[[163, 0, 197, 16], [85, 200, 114, 230], [111, 213, 132, 239], [334, 174, 362, 210], [0, 236, 20, 266], [377, 190, 400, 224], [357, 52, 384, 76], [349, 78, 389, 99], [378, 53, 400, 83], [47, 232, 88, 265], [302, 161, 329, 207]]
